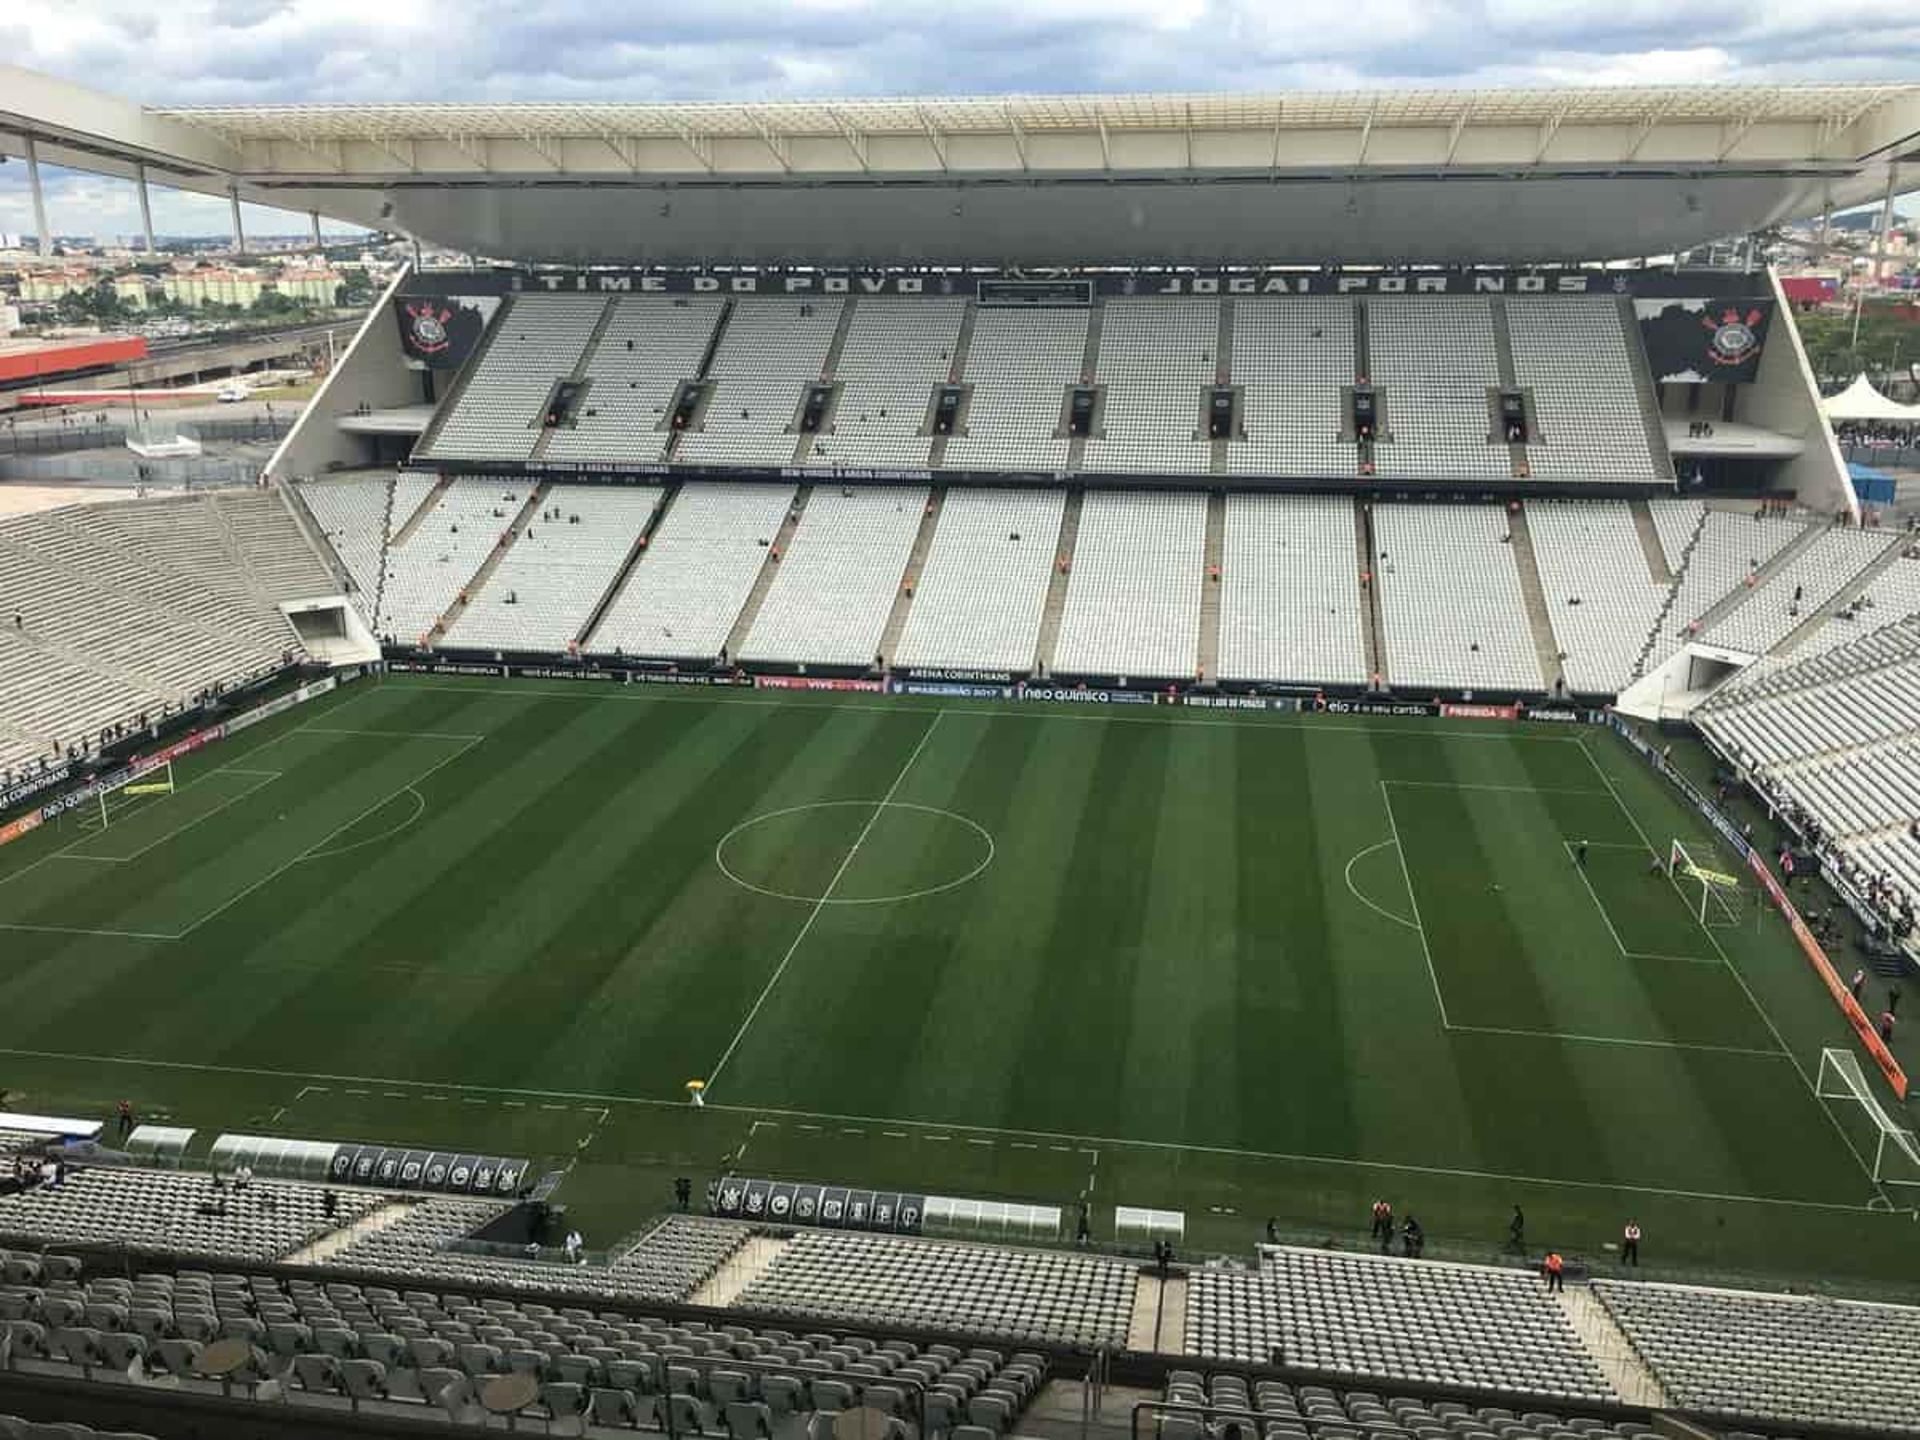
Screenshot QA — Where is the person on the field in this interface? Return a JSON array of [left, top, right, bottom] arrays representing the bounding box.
[[564, 1228, 583, 1263], [116, 1100, 133, 1140], [1400, 1215, 1424, 1258], [1508, 1205, 1526, 1253], [1574, 840, 1589, 868], [1543, 1250, 1565, 1292], [1622, 1222, 1641, 1267], [1370, 1199, 1392, 1245], [1852, 968, 1868, 1002], [1891, 984, 1902, 1016], [1881, 1010, 1897, 1045]]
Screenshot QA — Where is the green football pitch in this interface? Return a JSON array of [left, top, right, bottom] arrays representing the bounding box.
[[1, 674, 1916, 1292]]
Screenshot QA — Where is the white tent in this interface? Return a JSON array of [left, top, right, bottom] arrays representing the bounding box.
[[1823, 374, 1920, 422]]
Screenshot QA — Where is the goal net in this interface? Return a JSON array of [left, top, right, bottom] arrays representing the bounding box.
[[1819, 1048, 1920, 1188], [76, 761, 175, 834], [1668, 837, 1749, 927]]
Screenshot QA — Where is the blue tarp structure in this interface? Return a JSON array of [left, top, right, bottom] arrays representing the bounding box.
[[1848, 460, 1898, 507]]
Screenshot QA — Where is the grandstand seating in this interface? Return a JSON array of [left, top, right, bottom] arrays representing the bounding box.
[[443, 484, 662, 652], [0, 1168, 382, 1264], [1527, 501, 1668, 694], [1080, 299, 1216, 475], [739, 487, 928, 668], [1217, 494, 1367, 686], [586, 483, 796, 662], [1596, 1277, 1920, 1432], [1372, 503, 1543, 690], [1051, 490, 1205, 679], [675, 300, 844, 466], [805, 299, 965, 468], [1187, 1249, 1613, 1401], [543, 296, 726, 465], [892, 489, 1066, 673], [423, 295, 607, 461], [941, 307, 1085, 473], [1508, 299, 1661, 484], [377, 477, 526, 642], [739, 1231, 1134, 1348], [1157, 1368, 1660, 1440], [0, 493, 322, 778], [1227, 298, 1356, 478], [1367, 299, 1508, 482], [1642, 502, 1805, 671], [1705, 525, 1898, 655]]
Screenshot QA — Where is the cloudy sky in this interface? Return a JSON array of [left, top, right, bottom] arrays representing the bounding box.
[[3, 0, 1918, 238]]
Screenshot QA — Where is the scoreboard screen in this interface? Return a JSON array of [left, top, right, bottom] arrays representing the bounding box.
[[977, 279, 1093, 308]]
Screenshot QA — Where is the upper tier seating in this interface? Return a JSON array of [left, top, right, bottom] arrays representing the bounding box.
[[1642, 502, 1805, 671], [1157, 1368, 1658, 1440], [1367, 298, 1508, 482], [443, 485, 663, 652], [805, 299, 966, 468], [1227, 298, 1357, 478], [377, 478, 526, 642], [1188, 1249, 1613, 1402], [1527, 500, 1669, 694], [585, 483, 796, 662], [1777, 546, 1920, 665], [0, 1167, 382, 1264], [1509, 298, 1661, 484], [739, 487, 928, 667], [942, 307, 1085, 473], [892, 488, 1066, 673], [1052, 490, 1205, 679], [1217, 494, 1367, 686], [423, 296, 607, 461], [543, 296, 725, 465], [1596, 1278, 1920, 1432], [738, 1230, 1135, 1348], [1080, 298, 1216, 475], [675, 300, 844, 467], [1705, 525, 1899, 656], [1373, 503, 1542, 690]]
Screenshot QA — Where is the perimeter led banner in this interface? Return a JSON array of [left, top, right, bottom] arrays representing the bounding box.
[[393, 294, 502, 371], [1635, 297, 1775, 384]]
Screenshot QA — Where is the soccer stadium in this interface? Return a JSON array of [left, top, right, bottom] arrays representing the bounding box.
[[2, 62, 1920, 1439]]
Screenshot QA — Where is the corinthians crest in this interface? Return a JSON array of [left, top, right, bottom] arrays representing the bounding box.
[[404, 300, 453, 354], [1701, 307, 1764, 367]]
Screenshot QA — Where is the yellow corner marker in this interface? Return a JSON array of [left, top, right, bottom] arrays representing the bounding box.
[[686, 1079, 706, 1108]]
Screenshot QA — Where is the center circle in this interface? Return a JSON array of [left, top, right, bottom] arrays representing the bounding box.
[[715, 800, 995, 905]]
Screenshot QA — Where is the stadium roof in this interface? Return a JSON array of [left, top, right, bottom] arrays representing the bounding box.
[[4, 68, 1918, 265]]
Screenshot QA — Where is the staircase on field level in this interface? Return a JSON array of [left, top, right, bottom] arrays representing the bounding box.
[[284, 1202, 417, 1267], [1032, 488, 1085, 678], [877, 489, 945, 667], [724, 486, 811, 660], [687, 1234, 790, 1309], [1508, 503, 1565, 693], [427, 482, 549, 644], [1064, 304, 1106, 472], [412, 295, 519, 459], [1209, 300, 1235, 475], [1197, 492, 1225, 685], [528, 295, 622, 463], [1356, 499, 1386, 685], [1557, 1283, 1670, 1409], [793, 299, 861, 465], [576, 483, 679, 650]]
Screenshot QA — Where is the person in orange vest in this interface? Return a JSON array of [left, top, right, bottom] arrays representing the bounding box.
[[1622, 1222, 1641, 1267], [1369, 1198, 1392, 1247], [1543, 1250, 1565, 1292]]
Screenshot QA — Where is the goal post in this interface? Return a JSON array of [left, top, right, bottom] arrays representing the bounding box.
[[84, 760, 175, 832], [1669, 837, 1747, 927], [1818, 1048, 1920, 1188]]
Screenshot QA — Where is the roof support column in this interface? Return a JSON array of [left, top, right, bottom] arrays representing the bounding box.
[[135, 162, 156, 255], [23, 134, 51, 257], [309, 210, 322, 251], [229, 187, 245, 255]]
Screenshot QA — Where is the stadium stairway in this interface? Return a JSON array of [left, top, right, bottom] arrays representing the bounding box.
[[1556, 1283, 1670, 1410], [1033, 489, 1085, 678], [791, 301, 862, 464], [877, 488, 946, 666], [1197, 493, 1225, 686], [1629, 500, 1676, 585], [426, 482, 549, 645], [1619, 295, 1679, 481], [1687, 513, 1824, 640], [1356, 500, 1386, 686], [270, 482, 360, 601], [1632, 503, 1707, 679], [927, 302, 980, 470], [1125, 1273, 1186, 1354], [1508, 503, 1566, 692], [576, 481, 682, 650], [1209, 301, 1234, 476], [686, 1234, 791, 1309], [527, 295, 622, 463], [1064, 308, 1105, 473], [724, 486, 812, 661], [280, 1200, 417, 1267], [1770, 529, 1912, 658], [388, 474, 452, 548]]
